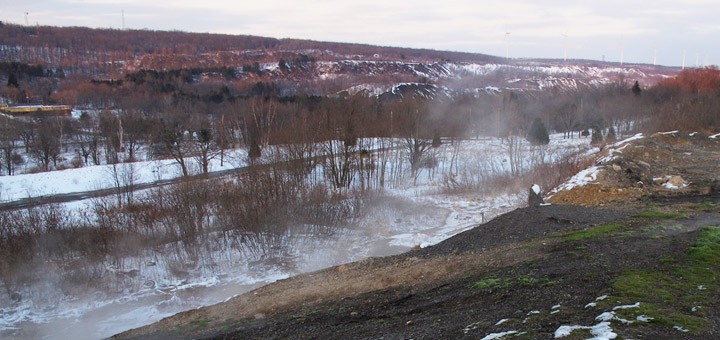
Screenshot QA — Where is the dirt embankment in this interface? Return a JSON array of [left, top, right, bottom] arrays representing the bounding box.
[[115, 132, 720, 340], [549, 132, 720, 206]]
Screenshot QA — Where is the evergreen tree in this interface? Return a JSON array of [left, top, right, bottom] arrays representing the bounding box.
[[248, 140, 261, 159], [606, 126, 617, 143], [6, 73, 18, 88], [278, 59, 289, 72], [591, 127, 603, 145], [431, 130, 442, 148], [631, 81, 641, 96], [527, 117, 550, 145]]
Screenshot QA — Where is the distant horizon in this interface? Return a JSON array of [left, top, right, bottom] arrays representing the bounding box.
[[3, 1, 718, 68], [1, 22, 692, 70]]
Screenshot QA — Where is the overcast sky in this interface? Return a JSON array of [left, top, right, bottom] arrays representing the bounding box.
[[2, 0, 718, 67]]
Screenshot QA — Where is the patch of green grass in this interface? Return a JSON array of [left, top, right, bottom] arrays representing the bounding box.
[[613, 270, 678, 302], [188, 318, 211, 330], [685, 201, 716, 211], [516, 274, 539, 286], [634, 211, 687, 219], [471, 277, 506, 290], [610, 226, 720, 334], [472, 273, 557, 291], [613, 302, 709, 332], [563, 223, 624, 241], [659, 255, 677, 265], [688, 226, 720, 263], [516, 273, 558, 287]]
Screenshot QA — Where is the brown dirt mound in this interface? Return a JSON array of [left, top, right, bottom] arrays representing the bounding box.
[[549, 184, 644, 206], [548, 132, 720, 206]]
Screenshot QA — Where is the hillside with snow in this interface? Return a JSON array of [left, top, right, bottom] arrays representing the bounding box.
[[0, 23, 678, 104]]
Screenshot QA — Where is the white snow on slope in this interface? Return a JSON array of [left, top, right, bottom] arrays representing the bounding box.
[[0, 151, 247, 202]]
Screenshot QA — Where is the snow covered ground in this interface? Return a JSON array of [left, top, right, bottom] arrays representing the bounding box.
[[0, 150, 248, 203], [0, 133, 594, 339]]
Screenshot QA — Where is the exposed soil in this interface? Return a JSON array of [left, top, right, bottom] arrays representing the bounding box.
[[115, 133, 720, 340], [549, 132, 720, 206]]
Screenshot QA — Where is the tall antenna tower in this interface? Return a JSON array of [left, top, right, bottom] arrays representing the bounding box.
[[122, 10, 125, 30], [561, 33, 568, 62], [653, 49, 657, 66], [504, 32, 511, 60], [682, 50, 686, 70], [24, 12, 29, 26]]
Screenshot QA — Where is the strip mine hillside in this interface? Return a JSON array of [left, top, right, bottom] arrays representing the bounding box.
[[115, 132, 720, 339]]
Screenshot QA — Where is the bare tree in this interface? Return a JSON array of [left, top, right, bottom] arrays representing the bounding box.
[[0, 119, 21, 175], [74, 112, 102, 166], [99, 110, 121, 164], [556, 98, 579, 139], [394, 96, 432, 184], [108, 162, 137, 207], [192, 120, 219, 174], [245, 97, 277, 148], [120, 109, 150, 162], [30, 118, 62, 171], [153, 121, 192, 177]]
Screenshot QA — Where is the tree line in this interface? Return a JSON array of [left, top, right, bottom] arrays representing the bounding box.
[[3, 65, 720, 178]]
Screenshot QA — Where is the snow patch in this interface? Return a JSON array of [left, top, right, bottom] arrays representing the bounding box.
[[636, 315, 653, 322], [481, 330, 519, 339], [550, 165, 600, 193], [495, 318, 509, 325], [613, 133, 644, 147], [555, 324, 590, 337], [596, 312, 615, 322], [613, 302, 640, 310], [554, 322, 617, 339], [673, 325, 690, 333]]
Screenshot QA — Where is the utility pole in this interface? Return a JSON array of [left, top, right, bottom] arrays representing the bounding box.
[[220, 114, 225, 166], [504, 32, 511, 60]]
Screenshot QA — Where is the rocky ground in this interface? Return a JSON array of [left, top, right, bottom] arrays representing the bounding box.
[[115, 132, 720, 340]]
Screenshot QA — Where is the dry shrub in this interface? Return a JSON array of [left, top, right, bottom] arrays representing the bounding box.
[[523, 152, 595, 196], [440, 147, 593, 197]]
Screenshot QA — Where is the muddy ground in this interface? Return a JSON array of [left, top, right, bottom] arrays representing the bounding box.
[[115, 133, 720, 339]]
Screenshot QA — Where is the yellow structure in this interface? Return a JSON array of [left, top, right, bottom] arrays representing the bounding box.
[[0, 104, 72, 117]]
